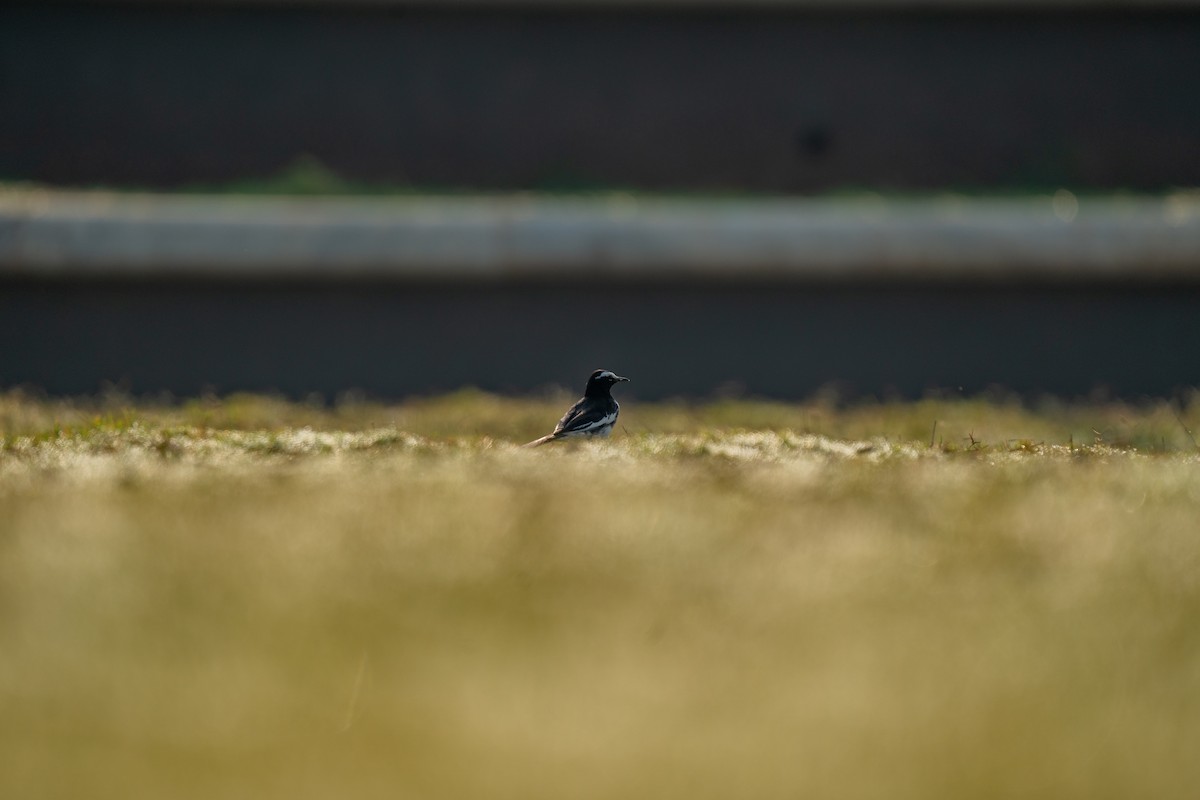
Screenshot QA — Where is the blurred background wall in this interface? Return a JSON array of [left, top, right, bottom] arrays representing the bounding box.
[[2, 0, 1199, 400], [4, 1, 1200, 192]]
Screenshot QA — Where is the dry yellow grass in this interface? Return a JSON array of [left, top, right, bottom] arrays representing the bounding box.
[[2, 393, 1200, 799]]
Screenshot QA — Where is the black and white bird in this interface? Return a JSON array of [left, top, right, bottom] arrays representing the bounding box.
[[524, 369, 629, 447]]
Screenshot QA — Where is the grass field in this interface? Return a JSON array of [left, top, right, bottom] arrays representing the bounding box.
[[3, 390, 1200, 799]]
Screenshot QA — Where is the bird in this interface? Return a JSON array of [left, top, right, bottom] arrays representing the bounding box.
[[524, 369, 629, 447]]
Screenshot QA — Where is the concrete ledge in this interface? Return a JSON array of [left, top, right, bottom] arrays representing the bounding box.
[[3, 189, 1200, 283]]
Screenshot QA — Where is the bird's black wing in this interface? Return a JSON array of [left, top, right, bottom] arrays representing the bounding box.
[[553, 397, 616, 436], [553, 397, 590, 434]]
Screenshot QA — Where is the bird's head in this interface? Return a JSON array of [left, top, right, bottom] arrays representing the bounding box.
[[585, 369, 629, 395]]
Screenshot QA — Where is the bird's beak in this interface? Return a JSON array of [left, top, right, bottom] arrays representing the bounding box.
[[616, 375, 630, 382]]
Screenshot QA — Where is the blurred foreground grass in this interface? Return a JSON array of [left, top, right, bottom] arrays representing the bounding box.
[[3, 391, 1200, 799]]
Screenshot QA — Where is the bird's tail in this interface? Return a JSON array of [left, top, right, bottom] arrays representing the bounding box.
[[522, 432, 560, 448]]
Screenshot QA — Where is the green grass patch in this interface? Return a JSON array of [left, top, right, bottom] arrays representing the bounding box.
[[2, 392, 1200, 798], [5, 157, 1196, 199]]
